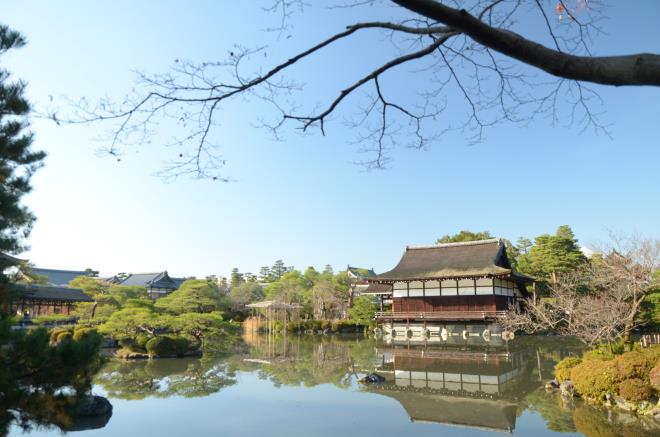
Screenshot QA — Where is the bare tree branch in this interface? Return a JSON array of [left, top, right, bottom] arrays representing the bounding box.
[[394, 0, 660, 86]]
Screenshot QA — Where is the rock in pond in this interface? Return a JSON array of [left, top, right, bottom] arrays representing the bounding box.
[[545, 379, 559, 390], [560, 380, 575, 397], [360, 373, 386, 384], [75, 395, 113, 417]]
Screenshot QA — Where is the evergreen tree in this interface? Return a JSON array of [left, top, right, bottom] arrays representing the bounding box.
[[0, 25, 46, 314], [229, 268, 244, 288], [437, 230, 493, 244], [258, 266, 271, 282], [270, 259, 287, 279], [517, 225, 587, 294], [0, 26, 45, 265]]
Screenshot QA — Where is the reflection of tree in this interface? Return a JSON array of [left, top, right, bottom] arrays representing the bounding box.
[[94, 357, 236, 400], [527, 390, 659, 437], [0, 327, 107, 435], [526, 390, 577, 433], [230, 335, 378, 389]]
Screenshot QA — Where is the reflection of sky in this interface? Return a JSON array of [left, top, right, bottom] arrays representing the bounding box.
[[3, 1, 660, 278], [14, 370, 570, 437]]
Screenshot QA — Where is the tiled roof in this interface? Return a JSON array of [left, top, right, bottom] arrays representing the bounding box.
[[362, 283, 393, 294], [14, 284, 93, 302], [32, 268, 90, 287], [372, 239, 527, 281], [347, 266, 376, 280], [119, 271, 179, 290]]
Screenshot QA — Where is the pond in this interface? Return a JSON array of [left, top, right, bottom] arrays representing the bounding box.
[[7, 334, 659, 436]]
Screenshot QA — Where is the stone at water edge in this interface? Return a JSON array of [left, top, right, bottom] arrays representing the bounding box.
[[360, 373, 386, 384], [545, 379, 559, 390], [74, 395, 113, 417], [560, 380, 575, 397]]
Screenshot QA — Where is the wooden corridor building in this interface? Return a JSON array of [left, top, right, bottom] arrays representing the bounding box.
[[365, 239, 532, 338]]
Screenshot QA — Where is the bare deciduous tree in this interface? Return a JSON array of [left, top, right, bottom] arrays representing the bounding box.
[[502, 234, 660, 347], [52, 1, 660, 179]]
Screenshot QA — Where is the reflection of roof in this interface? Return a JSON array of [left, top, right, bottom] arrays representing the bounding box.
[[120, 272, 179, 289], [369, 388, 517, 432], [32, 268, 89, 286], [14, 284, 93, 302], [372, 239, 532, 282]]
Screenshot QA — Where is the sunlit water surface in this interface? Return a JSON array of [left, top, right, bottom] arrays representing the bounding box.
[[8, 334, 659, 436]]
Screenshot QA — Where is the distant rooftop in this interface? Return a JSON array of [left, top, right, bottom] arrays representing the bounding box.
[[347, 266, 376, 280], [14, 283, 93, 302], [31, 268, 91, 287], [119, 271, 184, 290]]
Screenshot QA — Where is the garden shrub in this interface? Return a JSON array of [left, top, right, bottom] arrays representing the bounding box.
[[320, 320, 331, 330], [72, 328, 100, 343], [555, 357, 582, 382], [145, 336, 190, 357], [135, 333, 151, 350], [617, 378, 653, 402], [613, 351, 656, 381], [570, 359, 618, 400], [286, 321, 302, 332], [56, 331, 73, 343], [49, 327, 71, 343], [118, 337, 137, 350]]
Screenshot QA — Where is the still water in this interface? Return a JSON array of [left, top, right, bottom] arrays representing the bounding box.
[[8, 334, 659, 436]]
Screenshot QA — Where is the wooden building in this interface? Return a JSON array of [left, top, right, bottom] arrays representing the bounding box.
[[12, 284, 93, 317], [366, 239, 532, 339], [112, 271, 186, 299]]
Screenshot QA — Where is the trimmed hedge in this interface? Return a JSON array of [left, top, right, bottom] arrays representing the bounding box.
[[570, 359, 618, 400], [72, 328, 100, 343], [145, 336, 190, 357], [555, 357, 582, 382], [618, 378, 653, 402], [570, 345, 660, 401]]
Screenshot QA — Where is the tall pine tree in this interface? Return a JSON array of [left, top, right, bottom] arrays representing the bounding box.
[[517, 225, 587, 294], [0, 25, 46, 314]]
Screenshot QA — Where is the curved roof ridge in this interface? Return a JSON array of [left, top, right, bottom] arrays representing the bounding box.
[[406, 238, 500, 250]]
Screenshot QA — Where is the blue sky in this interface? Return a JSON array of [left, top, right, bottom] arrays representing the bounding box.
[[4, 1, 660, 278]]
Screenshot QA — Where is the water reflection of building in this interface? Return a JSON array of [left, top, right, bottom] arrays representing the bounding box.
[[368, 345, 530, 433]]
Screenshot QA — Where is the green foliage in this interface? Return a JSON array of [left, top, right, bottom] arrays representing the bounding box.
[[49, 327, 72, 343], [617, 378, 653, 402], [98, 307, 165, 338], [229, 282, 264, 309], [570, 346, 660, 400], [613, 350, 657, 381], [639, 272, 660, 330], [348, 295, 377, 326], [72, 327, 100, 343], [0, 24, 46, 264], [145, 335, 191, 357], [555, 357, 582, 382], [155, 279, 221, 315], [331, 320, 363, 333], [570, 359, 618, 400], [31, 313, 72, 325], [437, 230, 493, 243], [516, 225, 587, 294], [230, 267, 244, 287], [1, 325, 103, 433], [170, 311, 225, 346]]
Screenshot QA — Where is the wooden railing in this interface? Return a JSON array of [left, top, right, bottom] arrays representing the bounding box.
[[375, 310, 507, 321]]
